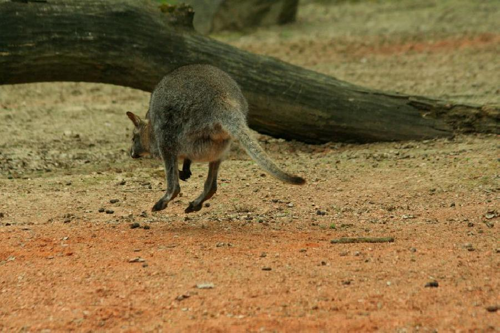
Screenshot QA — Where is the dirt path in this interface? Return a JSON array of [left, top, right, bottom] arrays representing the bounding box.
[[1, 0, 499, 331]]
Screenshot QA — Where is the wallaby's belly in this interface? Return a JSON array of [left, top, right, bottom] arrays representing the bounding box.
[[181, 138, 231, 162]]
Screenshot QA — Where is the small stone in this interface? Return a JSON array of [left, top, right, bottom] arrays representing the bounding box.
[[450, 202, 455, 207], [287, 203, 294, 208], [140, 211, 148, 218], [110, 199, 119, 204], [130, 222, 140, 229], [128, 257, 145, 263], [485, 210, 497, 219], [196, 283, 214, 289], [410, 247, 417, 253], [118, 180, 126, 186], [425, 281, 439, 288], [66, 181, 72, 186], [143, 225, 151, 230], [299, 249, 307, 253], [486, 305, 499, 312], [260, 252, 267, 258], [316, 210, 326, 216], [176, 294, 190, 301], [0, 212, 4, 218], [464, 243, 475, 251], [216, 242, 225, 247], [467, 222, 474, 227], [63, 219, 71, 224], [204, 203, 210, 208], [321, 261, 327, 266], [342, 280, 352, 285], [98, 208, 105, 213], [340, 251, 349, 256], [105, 209, 114, 214], [262, 267, 272, 271]]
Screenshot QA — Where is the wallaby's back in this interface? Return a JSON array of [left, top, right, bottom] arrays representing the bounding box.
[[149, 64, 305, 185]]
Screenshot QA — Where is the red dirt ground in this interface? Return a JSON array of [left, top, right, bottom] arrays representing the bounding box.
[[1, 0, 499, 332]]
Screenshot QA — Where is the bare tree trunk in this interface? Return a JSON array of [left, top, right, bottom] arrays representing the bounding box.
[[0, 0, 497, 143]]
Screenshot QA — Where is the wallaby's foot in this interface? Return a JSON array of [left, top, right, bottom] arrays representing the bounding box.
[[152, 186, 181, 212], [152, 199, 168, 212], [179, 169, 192, 181], [185, 201, 203, 213]]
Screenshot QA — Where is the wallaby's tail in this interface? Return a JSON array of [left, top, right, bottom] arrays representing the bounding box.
[[224, 118, 305, 185]]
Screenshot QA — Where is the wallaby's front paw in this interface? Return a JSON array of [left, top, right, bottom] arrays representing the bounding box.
[[152, 199, 168, 212], [179, 169, 192, 181], [185, 201, 202, 214]]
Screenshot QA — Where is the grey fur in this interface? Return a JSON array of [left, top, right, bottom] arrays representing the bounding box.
[[127, 64, 305, 213]]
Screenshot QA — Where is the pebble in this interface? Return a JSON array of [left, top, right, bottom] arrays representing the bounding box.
[[299, 249, 307, 253], [140, 211, 148, 218], [105, 209, 114, 214], [464, 243, 475, 251], [98, 208, 105, 213], [196, 283, 214, 289], [130, 222, 140, 229], [143, 225, 151, 230], [486, 305, 499, 313], [425, 281, 439, 288], [262, 267, 272, 271], [204, 203, 210, 208], [316, 210, 326, 216], [260, 252, 267, 258], [176, 294, 190, 301], [0, 212, 4, 218], [110, 199, 119, 204], [128, 257, 145, 263]]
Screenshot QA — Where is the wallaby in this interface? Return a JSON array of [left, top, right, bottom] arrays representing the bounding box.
[[126, 64, 305, 213]]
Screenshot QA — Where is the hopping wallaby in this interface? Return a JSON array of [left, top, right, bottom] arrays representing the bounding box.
[[126, 64, 305, 213]]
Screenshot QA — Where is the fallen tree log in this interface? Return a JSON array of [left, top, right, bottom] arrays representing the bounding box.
[[0, 0, 497, 143]]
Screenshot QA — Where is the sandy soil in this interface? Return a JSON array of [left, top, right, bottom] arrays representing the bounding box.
[[0, 0, 499, 331]]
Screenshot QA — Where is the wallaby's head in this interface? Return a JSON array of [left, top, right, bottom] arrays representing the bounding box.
[[126, 111, 150, 159]]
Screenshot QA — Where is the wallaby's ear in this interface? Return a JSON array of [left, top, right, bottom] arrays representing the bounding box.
[[126, 112, 141, 128]]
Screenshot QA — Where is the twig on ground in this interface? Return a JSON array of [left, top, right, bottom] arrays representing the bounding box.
[[330, 237, 395, 244]]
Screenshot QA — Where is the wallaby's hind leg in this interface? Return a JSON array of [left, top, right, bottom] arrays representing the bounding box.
[[152, 152, 181, 212], [179, 158, 192, 181], [185, 160, 221, 213]]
